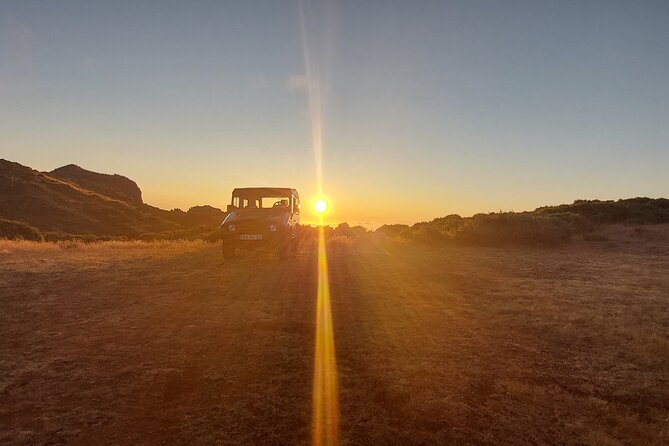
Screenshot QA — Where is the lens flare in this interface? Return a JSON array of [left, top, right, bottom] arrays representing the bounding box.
[[312, 226, 338, 446], [314, 198, 328, 214], [299, 3, 339, 444]]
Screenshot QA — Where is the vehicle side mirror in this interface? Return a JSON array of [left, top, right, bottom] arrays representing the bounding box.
[[227, 204, 237, 213]]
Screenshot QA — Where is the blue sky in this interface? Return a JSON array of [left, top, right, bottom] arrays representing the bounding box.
[[2, 1, 668, 225]]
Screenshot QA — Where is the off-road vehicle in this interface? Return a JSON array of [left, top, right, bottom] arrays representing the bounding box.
[[220, 187, 300, 258]]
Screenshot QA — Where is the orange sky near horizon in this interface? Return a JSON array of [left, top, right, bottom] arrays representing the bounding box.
[[2, 2, 668, 228]]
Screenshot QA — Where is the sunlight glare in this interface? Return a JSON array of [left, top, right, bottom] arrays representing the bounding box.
[[299, 3, 339, 444], [314, 198, 328, 214], [312, 226, 338, 446]]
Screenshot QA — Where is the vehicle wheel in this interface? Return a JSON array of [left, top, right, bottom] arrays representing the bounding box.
[[223, 244, 236, 259]]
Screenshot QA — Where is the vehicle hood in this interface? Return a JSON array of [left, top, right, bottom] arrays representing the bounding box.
[[222, 208, 290, 225]]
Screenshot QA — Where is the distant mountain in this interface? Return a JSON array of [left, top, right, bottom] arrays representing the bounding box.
[[0, 159, 224, 239], [50, 164, 143, 204]]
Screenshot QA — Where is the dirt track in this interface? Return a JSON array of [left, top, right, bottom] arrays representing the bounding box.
[[1, 228, 668, 445]]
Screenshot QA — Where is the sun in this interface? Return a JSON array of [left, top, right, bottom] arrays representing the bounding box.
[[314, 198, 328, 214]]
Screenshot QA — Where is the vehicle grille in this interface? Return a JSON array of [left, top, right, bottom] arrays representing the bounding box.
[[236, 219, 269, 233]]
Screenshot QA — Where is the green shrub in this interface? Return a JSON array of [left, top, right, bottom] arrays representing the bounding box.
[[43, 232, 74, 242], [430, 214, 464, 233], [333, 223, 368, 238], [536, 198, 669, 225], [43, 232, 129, 242], [453, 212, 588, 247], [399, 222, 448, 244], [375, 224, 410, 237], [0, 219, 44, 241]]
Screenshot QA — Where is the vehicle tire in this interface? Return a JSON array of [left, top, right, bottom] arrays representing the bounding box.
[[222, 244, 236, 259]]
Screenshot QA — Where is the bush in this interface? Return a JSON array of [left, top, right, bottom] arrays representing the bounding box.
[[375, 224, 409, 237], [138, 225, 218, 241], [295, 224, 360, 240], [43, 232, 75, 242], [297, 225, 319, 239], [0, 219, 44, 241], [138, 232, 169, 241], [43, 232, 129, 242], [430, 214, 464, 234], [453, 212, 589, 247], [399, 222, 449, 244], [536, 198, 669, 225], [394, 212, 592, 247], [333, 223, 368, 238]]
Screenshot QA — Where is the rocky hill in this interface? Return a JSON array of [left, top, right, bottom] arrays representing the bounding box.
[[0, 159, 224, 240], [50, 164, 143, 204]]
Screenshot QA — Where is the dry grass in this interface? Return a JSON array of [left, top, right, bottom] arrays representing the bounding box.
[[0, 238, 207, 256], [1, 226, 668, 445]]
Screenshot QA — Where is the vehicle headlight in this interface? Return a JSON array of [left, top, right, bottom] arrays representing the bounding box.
[[228, 224, 235, 232], [269, 224, 277, 232]]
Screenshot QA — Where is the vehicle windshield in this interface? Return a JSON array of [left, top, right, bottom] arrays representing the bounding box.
[[233, 194, 291, 210]]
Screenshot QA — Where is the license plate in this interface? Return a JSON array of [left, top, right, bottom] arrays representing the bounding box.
[[239, 234, 262, 240]]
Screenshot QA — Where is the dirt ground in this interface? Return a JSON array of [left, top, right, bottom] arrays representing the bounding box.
[[1, 226, 668, 445]]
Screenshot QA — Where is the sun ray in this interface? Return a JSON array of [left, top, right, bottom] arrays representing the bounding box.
[[299, 1, 324, 196], [299, 3, 339, 444], [312, 224, 339, 446]]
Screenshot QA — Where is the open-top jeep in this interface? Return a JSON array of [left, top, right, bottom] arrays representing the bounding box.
[[220, 187, 300, 258]]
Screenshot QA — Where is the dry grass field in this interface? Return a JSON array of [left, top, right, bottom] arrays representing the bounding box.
[[1, 225, 668, 445]]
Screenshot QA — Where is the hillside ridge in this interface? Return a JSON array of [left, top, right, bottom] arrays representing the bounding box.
[[50, 163, 143, 204], [0, 159, 224, 240]]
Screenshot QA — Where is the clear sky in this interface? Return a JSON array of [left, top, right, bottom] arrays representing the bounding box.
[[2, 1, 668, 226]]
